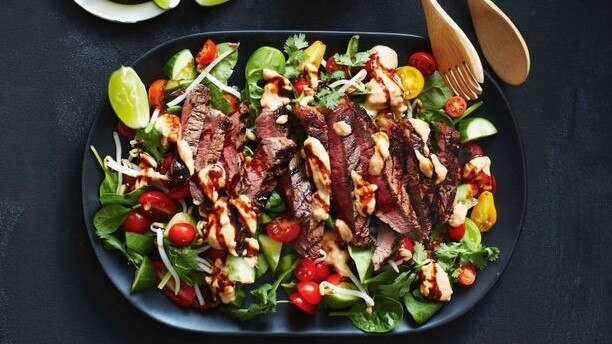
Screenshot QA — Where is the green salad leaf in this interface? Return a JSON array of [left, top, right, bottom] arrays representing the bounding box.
[[91, 146, 118, 196], [100, 186, 148, 207], [435, 240, 500, 273], [135, 120, 165, 162], [204, 80, 232, 113], [209, 42, 239, 84], [316, 87, 344, 109], [265, 191, 287, 213], [283, 34, 309, 79], [348, 245, 374, 283], [333, 35, 370, 71], [331, 295, 403, 333], [125, 231, 155, 256], [93, 204, 131, 234], [244, 46, 286, 107], [96, 230, 143, 266], [166, 246, 203, 285], [376, 271, 417, 299], [403, 289, 443, 324], [417, 71, 453, 111]]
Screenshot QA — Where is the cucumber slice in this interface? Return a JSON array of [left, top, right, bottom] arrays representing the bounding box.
[[154, 0, 180, 10], [108, 66, 149, 129], [164, 49, 196, 80], [226, 255, 256, 284], [195, 0, 230, 6], [125, 231, 154, 255], [461, 218, 482, 245], [166, 105, 182, 114], [258, 234, 282, 272], [458, 117, 498, 143], [164, 79, 194, 101], [323, 282, 360, 309], [131, 256, 156, 293]]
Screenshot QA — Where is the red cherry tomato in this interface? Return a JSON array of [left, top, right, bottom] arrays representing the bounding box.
[[148, 79, 168, 109], [266, 218, 301, 243], [117, 121, 136, 139], [312, 263, 331, 283], [196, 39, 217, 67], [167, 184, 191, 200], [153, 261, 196, 307], [295, 258, 317, 281], [445, 96, 467, 118], [447, 223, 466, 241], [408, 52, 437, 77], [222, 93, 238, 113], [138, 191, 178, 221], [289, 292, 317, 315], [457, 263, 477, 286], [325, 56, 349, 77], [168, 223, 196, 247], [463, 142, 484, 159], [325, 273, 345, 285], [123, 210, 151, 233], [292, 79, 310, 95], [296, 281, 322, 305], [394, 238, 415, 260]]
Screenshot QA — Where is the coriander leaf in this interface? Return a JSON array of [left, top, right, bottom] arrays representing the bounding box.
[[411, 242, 429, 267], [320, 70, 346, 82], [93, 204, 131, 234], [167, 246, 200, 278], [434, 241, 500, 270], [417, 71, 453, 111], [331, 296, 403, 333], [283, 65, 300, 80], [376, 271, 417, 299], [332, 36, 370, 69], [283, 34, 308, 54], [316, 88, 344, 109]]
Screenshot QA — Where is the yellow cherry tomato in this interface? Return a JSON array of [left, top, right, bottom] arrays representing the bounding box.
[[470, 191, 497, 232], [396, 66, 425, 99], [304, 40, 327, 69]]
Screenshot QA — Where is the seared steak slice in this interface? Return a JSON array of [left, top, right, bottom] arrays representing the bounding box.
[[431, 120, 461, 225], [293, 104, 328, 144], [180, 84, 211, 128], [327, 103, 372, 246], [235, 137, 297, 208], [194, 113, 229, 171], [350, 106, 422, 240], [181, 86, 211, 156], [222, 101, 250, 196], [372, 224, 400, 271], [255, 107, 289, 139]]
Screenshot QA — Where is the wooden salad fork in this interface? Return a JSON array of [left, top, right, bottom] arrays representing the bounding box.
[[421, 0, 484, 100]]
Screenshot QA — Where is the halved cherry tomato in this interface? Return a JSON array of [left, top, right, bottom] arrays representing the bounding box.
[[325, 56, 348, 77], [289, 292, 317, 315], [463, 142, 484, 159], [295, 258, 316, 281], [148, 79, 168, 108], [203, 247, 227, 261], [138, 191, 178, 221], [325, 273, 345, 285], [457, 263, 477, 286], [394, 238, 415, 260], [196, 39, 217, 67], [267, 218, 301, 243], [408, 52, 437, 77], [445, 96, 467, 118], [396, 66, 425, 99], [312, 263, 331, 283], [447, 223, 466, 241], [117, 121, 136, 139], [222, 93, 238, 113], [168, 223, 196, 247], [296, 281, 322, 305], [167, 184, 191, 200], [154, 261, 196, 308], [292, 79, 310, 95], [123, 209, 151, 234]]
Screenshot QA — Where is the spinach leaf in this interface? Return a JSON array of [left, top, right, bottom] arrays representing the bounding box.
[[96, 230, 143, 266], [244, 46, 286, 105], [332, 296, 403, 333], [363, 264, 406, 286], [135, 121, 165, 162], [403, 289, 443, 324], [376, 271, 417, 299], [417, 71, 453, 111], [91, 146, 118, 196], [204, 80, 232, 114], [265, 191, 287, 213], [348, 245, 374, 283], [210, 42, 239, 84], [125, 231, 154, 255], [93, 204, 131, 234], [100, 186, 148, 207]]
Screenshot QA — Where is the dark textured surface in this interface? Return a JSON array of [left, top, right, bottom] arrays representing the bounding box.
[[0, 0, 610, 343]]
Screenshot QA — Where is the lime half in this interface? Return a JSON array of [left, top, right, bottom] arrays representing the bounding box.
[[108, 66, 149, 129], [195, 0, 230, 7], [131, 256, 156, 293], [154, 0, 180, 10]]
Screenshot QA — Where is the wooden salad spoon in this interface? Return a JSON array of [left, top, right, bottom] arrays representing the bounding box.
[[467, 0, 531, 85], [421, 0, 484, 100]]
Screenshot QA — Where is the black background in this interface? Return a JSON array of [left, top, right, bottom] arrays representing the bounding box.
[[1, 0, 611, 343]]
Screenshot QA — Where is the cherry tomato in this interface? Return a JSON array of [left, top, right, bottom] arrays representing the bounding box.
[[153, 261, 196, 308], [408, 52, 437, 77], [203, 247, 226, 261], [267, 218, 301, 243], [396, 66, 425, 99], [457, 263, 477, 286], [325, 273, 345, 285], [292, 79, 310, 95], [325, 56, 348, 77], [167, 184, 191, 200], [289, 292, 317, 315], [447, 223, 466, 241], [117, 121, 136, 139], [312, 263, 331, 283], [463, 142, 484, 159], [168, 223, 196, 247], [138, 191, 178, 221], [445, 96, 467, 118], [295, 258, 317, 281], [296, 281, 322, 305], [222, 93, 238, 113], [123, 210, 151, 234], [148, 79, 168, 108], [196, 39, 217, 67], [394, 238, 415, 260]]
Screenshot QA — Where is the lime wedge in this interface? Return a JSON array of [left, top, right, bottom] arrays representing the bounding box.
[[108, 66, 149, 129], [195, 0, 230, 7], [154, 0, 180, 10], [131, 256, 156, 293]]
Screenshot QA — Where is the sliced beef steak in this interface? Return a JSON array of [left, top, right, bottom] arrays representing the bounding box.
[[180, 84, 211, 128], [431, 120, 461, 225], [221, 101, 250, 196], [194, 113, 229, 171], [372, 224, 400, 271], [255, 107, 289, 139], [293, 104, 328, 144]]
